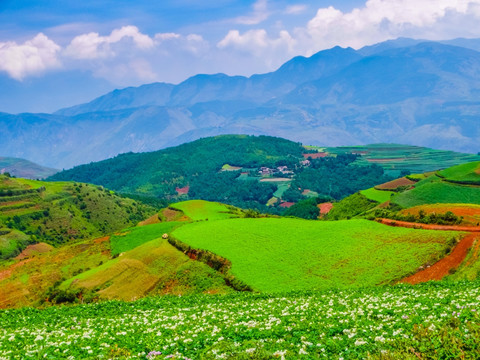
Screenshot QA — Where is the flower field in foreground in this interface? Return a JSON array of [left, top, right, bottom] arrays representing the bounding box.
[[1, 281, 479, 359]]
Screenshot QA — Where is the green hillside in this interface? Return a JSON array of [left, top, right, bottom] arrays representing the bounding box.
[[437, 161, 480, 184], [172, 217, 460, 292], [0, 174, 154, 259]]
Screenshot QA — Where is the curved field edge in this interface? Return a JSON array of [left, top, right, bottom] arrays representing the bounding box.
[[392, 176, 480, 208], [1, 281, 479, 360], [437, 161, 480, 185], [169, 200, 242, 221], [172, 218, 461, 292]]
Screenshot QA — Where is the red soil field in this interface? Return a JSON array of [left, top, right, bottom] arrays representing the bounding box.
[[379, 218, 480, 232], [175, 186, 189, 195], [400, 233, 479, 285], [401, 205, 480, 226], [375, 177, 416, 190], [279, 202, 295, 208], [318, 202, 333, 214]]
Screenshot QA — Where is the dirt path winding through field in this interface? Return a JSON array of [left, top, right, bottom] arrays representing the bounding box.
[[378, 219, 479, 284], [400, 232, 478, 285]]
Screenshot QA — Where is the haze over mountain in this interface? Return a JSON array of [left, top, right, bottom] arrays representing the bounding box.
[[2, 38, 480, 169]]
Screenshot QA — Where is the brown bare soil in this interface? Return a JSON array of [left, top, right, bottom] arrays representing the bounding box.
[[379, 218, 480, 232], [161, 208, 190, 222], [378, 218, 479, 284], [175, 186, 189, 195], [400, 233, 479, 284], [318, 202, 333, 215], [138, 214, 161, 226], [15, 243, 54, 260], [375, 177, 416, 190], [400, 204, 480, 226]]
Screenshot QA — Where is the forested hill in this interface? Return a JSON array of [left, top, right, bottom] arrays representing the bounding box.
[[48, 135, 397, 212], [49, 135, 305, 199]]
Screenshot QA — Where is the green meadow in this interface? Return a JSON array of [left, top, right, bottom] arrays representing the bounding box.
[[170, 200, 240, 221], [172, 218, 460, 292]]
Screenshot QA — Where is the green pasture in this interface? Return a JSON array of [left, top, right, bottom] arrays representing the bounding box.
[[170, 200, 239, 221], [172, 218, 460, 292], [438, 161, 480, 184], [360, 188, 394, 203], [393, 175, 480, 208]]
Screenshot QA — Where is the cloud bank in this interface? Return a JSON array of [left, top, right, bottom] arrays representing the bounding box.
[[1, 0, 480, 84]]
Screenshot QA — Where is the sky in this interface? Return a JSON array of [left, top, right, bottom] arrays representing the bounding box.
[[2, 0, 480, 113]]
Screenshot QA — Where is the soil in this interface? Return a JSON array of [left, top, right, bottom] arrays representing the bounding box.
[[378, 218, 480, 284], [379, 218, 480, 232], [318, 202, 333, 214], [400, 233, 478, 285], [375, 177, 416, 190]]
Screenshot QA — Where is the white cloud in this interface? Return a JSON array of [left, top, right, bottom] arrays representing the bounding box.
[[234, 0, 270, 25], [299, 0, 480, 54], [218, 29, 296, 68], [285, 4, 308, 15], [0, 33, 61, 80], [65, 25, 154, 59]]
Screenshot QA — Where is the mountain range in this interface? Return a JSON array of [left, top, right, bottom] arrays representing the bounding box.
[[2, 37, 480, 169]]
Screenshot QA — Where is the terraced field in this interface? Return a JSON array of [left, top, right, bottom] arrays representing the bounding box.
[[325, 144, 480, 175]]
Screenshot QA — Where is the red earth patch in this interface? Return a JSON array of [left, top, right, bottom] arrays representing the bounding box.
[[318, 202, 333, 214], [176, 186, 189, 195]]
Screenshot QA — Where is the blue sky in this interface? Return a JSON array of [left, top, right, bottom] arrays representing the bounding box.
[[1, 0, 480, 113]]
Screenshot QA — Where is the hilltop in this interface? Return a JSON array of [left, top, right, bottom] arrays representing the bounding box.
[[49, 135, 480, 213], [0, 174, 153, 260], [2, 39, 480, 169]]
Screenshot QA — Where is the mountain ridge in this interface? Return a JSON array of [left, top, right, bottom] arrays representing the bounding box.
[[2, 38, 480, 169]]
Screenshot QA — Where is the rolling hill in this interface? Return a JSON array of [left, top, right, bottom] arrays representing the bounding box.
[[2, 39, 480, 169], [0, 174, 154, 259], [48, 135, 480, 212]]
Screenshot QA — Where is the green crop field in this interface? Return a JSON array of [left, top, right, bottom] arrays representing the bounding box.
[[61, 237, 231, 301], [393, 175, 480, 208], [110, 222, 185, 256], [172, 218, 460, 292], [438, 161, 480, 184], [170, 200, 240, 221], [326, 144, 480, 176], [360, 188, 394, 203], [1, 281, 478, 359]]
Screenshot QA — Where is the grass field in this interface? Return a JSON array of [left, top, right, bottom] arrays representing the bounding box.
[[62, 237, 231, 301], [360, 188, 394, 203], [393, 175, 480, 208], [1, 281, 478, 359], [170, 200, 240, 221], [110, 221, 185, 256], [172, 218, 460, 292], [438, 161, 480, 184]]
